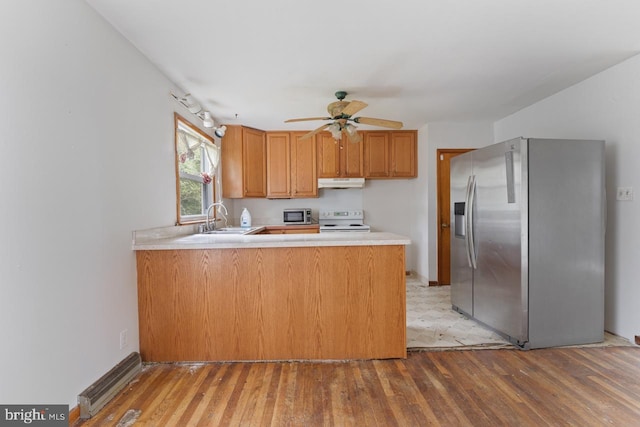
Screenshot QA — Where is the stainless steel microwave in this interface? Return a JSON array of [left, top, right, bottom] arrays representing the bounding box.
[[283, 208, 312, 225]]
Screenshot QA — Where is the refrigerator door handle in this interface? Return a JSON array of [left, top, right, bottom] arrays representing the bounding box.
[[463, 175, 473, 268], [468, 175, 478, 269], [505, 151, 516, 203]]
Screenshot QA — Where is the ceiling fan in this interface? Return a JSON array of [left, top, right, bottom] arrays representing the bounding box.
[[284, 91, 403, 142]]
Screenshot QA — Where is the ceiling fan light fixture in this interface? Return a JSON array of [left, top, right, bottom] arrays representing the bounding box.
[[328, 122, 342, 140], [345, 123, 358, 136]]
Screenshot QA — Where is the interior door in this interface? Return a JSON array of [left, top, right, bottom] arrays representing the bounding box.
[[437, 149, 474, 285]]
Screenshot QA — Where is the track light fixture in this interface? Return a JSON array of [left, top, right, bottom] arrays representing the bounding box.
[[171, 91, 223, 137], [214, 125, 226, 138], [171, 93, 202, 114], [202, 111, 214, 128]]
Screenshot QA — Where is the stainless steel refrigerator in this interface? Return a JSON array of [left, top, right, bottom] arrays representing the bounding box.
[[450, 138, 605, 349]]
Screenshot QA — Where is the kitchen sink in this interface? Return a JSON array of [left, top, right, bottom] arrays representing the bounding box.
[[201, 226, 264, 235]]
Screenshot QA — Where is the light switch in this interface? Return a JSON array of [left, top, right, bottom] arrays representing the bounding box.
[[616, 187, 634, 201]]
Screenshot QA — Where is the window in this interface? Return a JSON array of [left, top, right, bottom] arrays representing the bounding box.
[[174, 114, 219, 224]]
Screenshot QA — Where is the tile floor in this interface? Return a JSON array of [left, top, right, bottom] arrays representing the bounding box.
[[406, 278, 511, 350], [406, 277, 632, 350]]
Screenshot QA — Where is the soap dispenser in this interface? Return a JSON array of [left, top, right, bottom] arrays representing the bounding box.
[[240, 208, 252, 228]]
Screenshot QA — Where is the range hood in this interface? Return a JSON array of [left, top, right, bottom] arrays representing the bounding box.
[[318, 177, 365, 189]]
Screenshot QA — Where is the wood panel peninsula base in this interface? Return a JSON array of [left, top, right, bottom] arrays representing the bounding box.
[[136, 244, 407, 362]]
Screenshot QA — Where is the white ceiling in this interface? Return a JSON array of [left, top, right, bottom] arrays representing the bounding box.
[[85, 0, 640, 131]]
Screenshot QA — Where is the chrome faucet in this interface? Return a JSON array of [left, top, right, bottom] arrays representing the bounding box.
[[205, 202, 228, 232]]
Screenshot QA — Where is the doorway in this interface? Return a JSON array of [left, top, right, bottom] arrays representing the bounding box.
[[436, 148, 474, 285]]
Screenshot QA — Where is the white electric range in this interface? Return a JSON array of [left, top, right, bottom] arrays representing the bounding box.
[[319, 210, 371, 233]]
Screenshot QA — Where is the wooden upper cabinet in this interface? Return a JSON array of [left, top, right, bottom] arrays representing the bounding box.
[[243, 127, 267, 196], [221, 125, 266, 198], [266, 132, 291, 198], [390, 131, 417, 178], [316, 132, 363, 178], [363, 130, 417, 179], [316, 132, 340, 178], [343, 135, 364, 177], [265, 131, 317, 199], [290, 132, 317, 198], [225, 126, 415, 198], [363, 131, 390, 178]]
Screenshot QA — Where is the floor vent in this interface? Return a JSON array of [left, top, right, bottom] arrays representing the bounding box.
[[78, 352, 142, 419]]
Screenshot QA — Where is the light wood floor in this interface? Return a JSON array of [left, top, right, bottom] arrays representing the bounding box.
[[75, 347, 640, 426]]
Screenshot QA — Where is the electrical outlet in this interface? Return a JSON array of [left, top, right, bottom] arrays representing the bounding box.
[[120, 329, 128, 350], [616, 187, 634, 201]]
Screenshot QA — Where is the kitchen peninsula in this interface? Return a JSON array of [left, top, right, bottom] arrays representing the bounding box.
[[133, 228, 410, 362]]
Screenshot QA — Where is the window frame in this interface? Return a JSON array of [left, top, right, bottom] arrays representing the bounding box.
[[174, 113, 216, 225]]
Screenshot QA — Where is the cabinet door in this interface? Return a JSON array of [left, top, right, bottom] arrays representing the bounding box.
[[316, 132, 340, 177], [391, 131, 417, 177], [342, 136, 364, 177], [242, 127, 267, 197], [221, 125, 244, 198], [291, 132, 318, 198], [364, 131, 390, 178], [266, 132, 291, 198], [317, 131, 363, 177]]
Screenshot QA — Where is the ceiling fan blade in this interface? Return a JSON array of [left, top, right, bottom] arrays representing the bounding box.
[[327, 101, 350, 117], [353, 117, 403, 129], [299, 123, 330, 140], [284, 117, 331, 123], [340, 100, 368, 117]]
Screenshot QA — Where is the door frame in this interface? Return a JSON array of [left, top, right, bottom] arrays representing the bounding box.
[[436, 148, 474, 285]]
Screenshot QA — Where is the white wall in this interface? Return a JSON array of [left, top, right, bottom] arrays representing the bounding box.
[[0, 0, 200, 408], [425, 122, 494, 281], [494, 54, 640, 343], [228, 189, 363, 226], [362, 176, 418, 273]]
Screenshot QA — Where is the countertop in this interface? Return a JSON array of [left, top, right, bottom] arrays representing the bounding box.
[[132, 225, 411, 250]]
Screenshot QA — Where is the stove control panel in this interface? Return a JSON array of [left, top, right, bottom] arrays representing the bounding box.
[[320, 210, 363, 220]]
